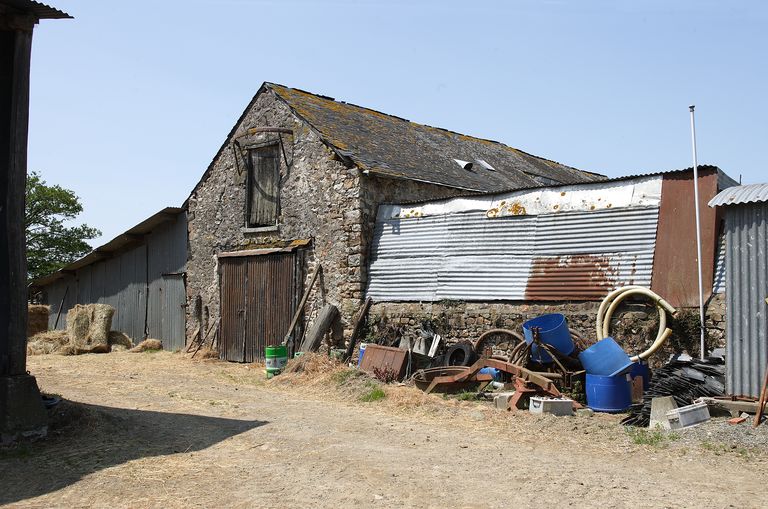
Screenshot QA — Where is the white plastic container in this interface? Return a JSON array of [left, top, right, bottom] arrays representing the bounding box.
[[666, 401, 710, 429], [529, 397, 574, 416]]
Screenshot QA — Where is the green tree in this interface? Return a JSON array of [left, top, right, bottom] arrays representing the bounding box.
[[25, 171, 101, 282]]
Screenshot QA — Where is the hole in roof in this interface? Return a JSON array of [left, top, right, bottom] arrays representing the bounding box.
[[453, 159, 473, 171]]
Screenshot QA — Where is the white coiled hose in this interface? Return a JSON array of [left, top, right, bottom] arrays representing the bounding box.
[[596, 286, 677, 362]]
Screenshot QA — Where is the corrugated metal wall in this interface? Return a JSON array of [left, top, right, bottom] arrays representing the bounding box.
[[724, 203, 768, 397], [367, 207, 659, 302], [42, 213, 187, 349], [146, 216, 187, 350], [713, 233, 726, 294]]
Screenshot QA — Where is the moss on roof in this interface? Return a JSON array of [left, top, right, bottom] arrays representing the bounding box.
[[268, 83, 603, 192]]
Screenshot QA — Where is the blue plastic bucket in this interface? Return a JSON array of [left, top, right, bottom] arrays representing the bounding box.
[[522, 314, 574, 363], [586, 373, 632, 413], [357, 343, 368, 367], [629, 362, 651, 390], [479, 367, 502, 381], [578, 337, 634, 376]]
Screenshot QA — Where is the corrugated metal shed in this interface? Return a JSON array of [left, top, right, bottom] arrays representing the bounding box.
[[38, 210, 187, 350], [146, 215, 188, 350], [713, 233, 726, 294], [368, 177, 661, 302], [709, 183, 768, 207], [712, 200, 768, 397]]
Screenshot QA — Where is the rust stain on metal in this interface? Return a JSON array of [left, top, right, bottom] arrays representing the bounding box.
[[524, 254, 618, 300], [359, 344, 408, 380], [508, 201, 527, 215], [650, 168, 719, 307]]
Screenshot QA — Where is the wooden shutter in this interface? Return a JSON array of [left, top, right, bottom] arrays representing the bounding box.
[[248, 145, 279, 227]]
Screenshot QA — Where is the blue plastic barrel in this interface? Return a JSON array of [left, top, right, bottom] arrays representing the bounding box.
[[357, 343, 368, 367], [578, 337, 634, 376], [479, 367, 502, 381], [586, 373, 632, 413], [629, 362, 651, 390], [522, 314, 574, 363]]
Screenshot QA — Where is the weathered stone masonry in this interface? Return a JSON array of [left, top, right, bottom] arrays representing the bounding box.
[[185, 88, 463, 347], [368, 294, 726, 368]]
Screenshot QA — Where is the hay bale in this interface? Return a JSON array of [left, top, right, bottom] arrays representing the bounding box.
[[66, 303, 114, 353], [26, 330, 69, 356], [27, 305, 50, 337], [108, 331, 134, 350], [129, 339, 163, 353], [66, 304, 90, 345]]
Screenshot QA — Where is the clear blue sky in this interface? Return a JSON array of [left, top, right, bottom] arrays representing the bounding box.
[[28, 0, 767, 244]]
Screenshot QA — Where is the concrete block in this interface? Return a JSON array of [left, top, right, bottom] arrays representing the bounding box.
[[0, 374, 48, 445], [493, 392, 516, 411], [649, 396, 677, 430]]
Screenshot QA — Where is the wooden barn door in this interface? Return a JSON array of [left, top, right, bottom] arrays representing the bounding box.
[[219, 252, 300, 362]]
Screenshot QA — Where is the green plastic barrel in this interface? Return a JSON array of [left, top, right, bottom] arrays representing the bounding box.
[[265, 345, 288, 378]]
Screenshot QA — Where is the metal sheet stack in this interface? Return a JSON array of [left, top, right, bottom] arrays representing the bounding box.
[[622, 357, 725, 427]]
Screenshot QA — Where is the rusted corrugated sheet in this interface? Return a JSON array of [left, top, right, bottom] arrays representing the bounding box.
[[219, 252, 298, 363], [650, 169, 719, 307], [524, 208, 658, 300], [368, 206, 659, 302]]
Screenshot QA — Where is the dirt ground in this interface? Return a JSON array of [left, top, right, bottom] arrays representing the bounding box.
[[2, 352, 767, 509]]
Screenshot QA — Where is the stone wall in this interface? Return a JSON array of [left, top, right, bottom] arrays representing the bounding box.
[[367, 296, 727, 368], [185, 88, 468, 348], [185, 88, 362, 344]]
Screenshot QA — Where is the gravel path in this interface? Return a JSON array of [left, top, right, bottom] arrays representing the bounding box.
[[1, 352, 767, 508]]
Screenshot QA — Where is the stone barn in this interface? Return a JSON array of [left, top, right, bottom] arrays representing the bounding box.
[[185, 82, 603, 362]]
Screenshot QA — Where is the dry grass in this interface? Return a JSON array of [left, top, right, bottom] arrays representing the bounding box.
[[108, 331, 134, 350], [196, 348, 219, 359], [130, 339, 163, 353], [27, 330, 71, 356], [267, 353, 477, 417]]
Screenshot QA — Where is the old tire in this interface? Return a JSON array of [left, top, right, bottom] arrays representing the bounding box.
[[445, 342, 476, 367]]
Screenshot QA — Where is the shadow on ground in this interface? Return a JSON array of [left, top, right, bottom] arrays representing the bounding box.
[[0, 400, 267, 504]]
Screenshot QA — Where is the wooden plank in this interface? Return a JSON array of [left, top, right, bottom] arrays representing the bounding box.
[[283, 265, 321, 346], [343, 297, 372, 362], [699, 397, 767, 415], [248, 146, 279, 227], [300, 304, 338, 353]]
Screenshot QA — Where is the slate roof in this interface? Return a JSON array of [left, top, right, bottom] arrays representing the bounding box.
[[266, 83, 603, 192]]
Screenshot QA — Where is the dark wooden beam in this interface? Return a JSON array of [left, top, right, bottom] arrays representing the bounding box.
[[0, 26, 33, 376]]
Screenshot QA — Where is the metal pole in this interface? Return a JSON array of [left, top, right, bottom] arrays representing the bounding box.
[[689, 105, 706, 360]]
